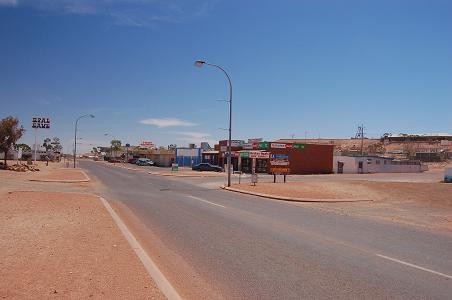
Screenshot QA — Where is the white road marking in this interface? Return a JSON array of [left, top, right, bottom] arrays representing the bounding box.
[[188, 195, 226, 208], [376, 254, 452, 280], [99, 197, 182, 300]]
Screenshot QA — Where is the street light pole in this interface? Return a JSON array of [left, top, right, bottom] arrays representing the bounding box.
[[195, 60, 233, 187], [74, 114, 94, 168]]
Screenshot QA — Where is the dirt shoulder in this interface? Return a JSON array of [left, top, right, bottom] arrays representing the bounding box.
[[29, 168, 89, 182], [229, 180, 452, 231], [0, 191, 164, 299]]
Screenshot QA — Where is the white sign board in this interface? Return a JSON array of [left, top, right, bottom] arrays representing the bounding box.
[[251, 173, 258, 184], [140, 141, 155, 148], [248, 138, 263, 143], [270, 160, 289, 166], [270, 143, 286, 149], [249, 151, 270, 159], [226, 140, 244, 147], [242, 143, 254, 150], [32, 117, 51, 129]]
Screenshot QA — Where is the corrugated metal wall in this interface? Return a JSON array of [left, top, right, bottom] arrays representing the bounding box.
[[175, 148, 202, 167]]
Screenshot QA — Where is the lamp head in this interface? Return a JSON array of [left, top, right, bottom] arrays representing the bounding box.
[[194, 60, 206, 67]]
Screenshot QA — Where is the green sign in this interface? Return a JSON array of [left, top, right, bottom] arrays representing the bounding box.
[[258, 142, 269, 149], [293, 143, 305, 150], [240, 152, 249, 158]]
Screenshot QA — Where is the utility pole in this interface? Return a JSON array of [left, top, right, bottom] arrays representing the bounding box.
[[355, 124, 365, 156]]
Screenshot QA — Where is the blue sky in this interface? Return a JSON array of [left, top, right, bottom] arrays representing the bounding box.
[[1, 0, 451, 153]]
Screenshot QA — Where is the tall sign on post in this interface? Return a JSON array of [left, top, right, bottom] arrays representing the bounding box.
[[32, 117, 51, 163]]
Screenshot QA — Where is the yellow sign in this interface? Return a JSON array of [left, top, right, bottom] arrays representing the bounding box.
[[271, 168, 290, 173]]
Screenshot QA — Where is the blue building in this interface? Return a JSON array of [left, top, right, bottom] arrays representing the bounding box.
[[175, 148, 202, 167]]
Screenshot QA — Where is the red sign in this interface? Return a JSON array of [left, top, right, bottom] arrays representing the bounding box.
[[140, 141, 155, 148]]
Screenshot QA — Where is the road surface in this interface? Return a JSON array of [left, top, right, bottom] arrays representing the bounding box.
[[81, 161, 452, 299]]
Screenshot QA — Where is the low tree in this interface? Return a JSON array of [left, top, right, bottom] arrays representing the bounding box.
[[15, 143, 31, 151], [110, 140, 121, 157], [51, 137, 63, 152], [43, 137, 52, 151], [0, 116, 25, 167]]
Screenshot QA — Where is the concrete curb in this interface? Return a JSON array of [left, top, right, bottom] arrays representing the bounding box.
[[29, 170, 91, 183], [148, 171, 223, 178], [221, 186, 372, 203]]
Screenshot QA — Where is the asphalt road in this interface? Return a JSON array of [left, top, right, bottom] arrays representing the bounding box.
[[81, 161, 452, 299]]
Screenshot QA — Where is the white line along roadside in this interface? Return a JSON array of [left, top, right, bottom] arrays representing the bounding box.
[[187, 195, 226, 208], [99, 197, 182, 300], [376, 254, 452, 280]]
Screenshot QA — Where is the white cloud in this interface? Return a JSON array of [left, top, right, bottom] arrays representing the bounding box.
[[178, 131, 210, 139], [0, 0, 18, 6], [0, 0, 219, 26], [177, 131, 217, 146], [140, 118, 196, 128]]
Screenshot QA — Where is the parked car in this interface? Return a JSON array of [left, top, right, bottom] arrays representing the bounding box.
[[128, 158, 138, 164], [192, 163, 223, 172], [136, 158, 154, 166], [108, 158, 122, 163]]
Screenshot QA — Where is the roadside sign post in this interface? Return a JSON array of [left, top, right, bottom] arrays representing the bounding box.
[[251, 157, 257, 186], [125, 143, 130, 162], [32, 117, 51, 164], [270, 152, 290, 183]]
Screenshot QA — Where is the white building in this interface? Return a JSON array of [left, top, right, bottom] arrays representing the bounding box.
[[333, 155, 426, 174]]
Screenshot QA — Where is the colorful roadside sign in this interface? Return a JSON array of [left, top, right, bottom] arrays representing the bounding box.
[[270, 143, 286, 149], [240, 152, 249, 158], [140, 141, 155, 148], [293, 143, 305, 150], [270, 153, 289, 166], [270, 160, 289, 166], [249, 151, 270, 159], [258, 142, 269, 149], [271, 154, 289, 159], [32, 117, 50, 129], [270, 167, 290, 174], [242, 143, 255, 150]]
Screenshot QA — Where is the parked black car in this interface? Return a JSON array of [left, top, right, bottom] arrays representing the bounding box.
[[192, 163, 223, 172]]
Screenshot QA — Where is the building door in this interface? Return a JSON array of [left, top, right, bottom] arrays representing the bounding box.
[[337, 161, 344, 174], [358, 161, 363, 174]]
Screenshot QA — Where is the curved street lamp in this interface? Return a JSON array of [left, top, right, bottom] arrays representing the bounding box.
[[195, 60, 233, 187], [74, 114, 94, 168]]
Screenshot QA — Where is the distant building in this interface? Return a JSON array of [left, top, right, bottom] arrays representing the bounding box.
[[333, 155, 425, 174], [175, 148, 202, 167], [206, 139, 334, 174], [381, 133, 452, 142]]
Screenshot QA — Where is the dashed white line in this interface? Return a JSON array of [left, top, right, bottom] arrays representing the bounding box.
[[188, 195, 226, 208], [376, 254, 452, 280]]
